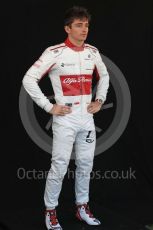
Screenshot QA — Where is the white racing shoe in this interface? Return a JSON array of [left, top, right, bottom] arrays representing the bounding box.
[[76, 203, 101, 225], [45, 209, 63, 230]]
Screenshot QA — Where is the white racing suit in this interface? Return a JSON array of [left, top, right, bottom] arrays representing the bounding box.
[[22, 38, 109, 209]]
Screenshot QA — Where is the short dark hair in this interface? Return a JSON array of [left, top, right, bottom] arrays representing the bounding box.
[[64, 6, 91, 26]]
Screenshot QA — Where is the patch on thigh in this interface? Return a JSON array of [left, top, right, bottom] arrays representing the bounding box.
[[85, 130, 95, 143]]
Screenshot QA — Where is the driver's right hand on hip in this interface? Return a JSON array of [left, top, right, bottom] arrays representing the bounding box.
[[49, 104, 72, 116]]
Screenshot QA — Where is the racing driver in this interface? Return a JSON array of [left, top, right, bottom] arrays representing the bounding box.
[[22, 6, 110, 230]]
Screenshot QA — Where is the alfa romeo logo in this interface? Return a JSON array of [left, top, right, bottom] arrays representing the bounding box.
[[19, 54, 131, 159]]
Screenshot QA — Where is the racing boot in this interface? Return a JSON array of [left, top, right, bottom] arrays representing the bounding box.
[[76, 203, 101, 225], [45, 209, 62, 230]]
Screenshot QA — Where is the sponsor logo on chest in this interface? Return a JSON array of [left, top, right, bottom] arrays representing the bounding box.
[[61, 63, 75, 67], [63, 76, 92, 85]]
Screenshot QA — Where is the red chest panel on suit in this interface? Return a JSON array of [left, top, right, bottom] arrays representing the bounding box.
[[60, 74, 92, 96]]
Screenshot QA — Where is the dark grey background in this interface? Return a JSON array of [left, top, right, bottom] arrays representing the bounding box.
[[1, 0, 153, 229]]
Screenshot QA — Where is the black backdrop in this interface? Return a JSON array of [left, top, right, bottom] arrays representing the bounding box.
[[2, 0, 153, 230]]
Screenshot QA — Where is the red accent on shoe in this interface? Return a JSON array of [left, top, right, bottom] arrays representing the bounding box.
[[45, 209, 59, 226], [84, 204, 94, 218], [77, 204, 94, 218], [76, 210, 83, 221]]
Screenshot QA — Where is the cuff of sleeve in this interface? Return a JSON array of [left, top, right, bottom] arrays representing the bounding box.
[[43, 103, 53, 113], [95, 97, 105, 104]]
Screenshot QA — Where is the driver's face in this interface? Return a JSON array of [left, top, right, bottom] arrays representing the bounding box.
[[66, 18, 89, 42]]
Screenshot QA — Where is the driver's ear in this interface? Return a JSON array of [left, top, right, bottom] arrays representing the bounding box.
[[64, 25, 71, 34]]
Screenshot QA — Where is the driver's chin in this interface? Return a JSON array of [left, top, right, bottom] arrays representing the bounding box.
[[78, 37, 86, 42]]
